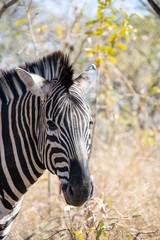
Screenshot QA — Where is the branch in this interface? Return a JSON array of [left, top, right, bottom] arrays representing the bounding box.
[[24, 0, 39, 58], [0, 0, 19, 18], [72, 36, 88, 65], [133, 230, 159, 240], [147, 0, 160, 16]]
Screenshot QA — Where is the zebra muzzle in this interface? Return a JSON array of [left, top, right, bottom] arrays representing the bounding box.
[[61, 177, 94, 207]]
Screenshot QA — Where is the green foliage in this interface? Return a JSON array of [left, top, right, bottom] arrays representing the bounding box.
[[96, 221, 106, 240]]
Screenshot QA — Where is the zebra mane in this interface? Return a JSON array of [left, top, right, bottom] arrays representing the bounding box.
[[1, 51, 74, 90], [24, 51, 74, 89]]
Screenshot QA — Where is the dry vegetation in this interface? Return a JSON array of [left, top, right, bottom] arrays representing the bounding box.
[[8, 133, 160, 240], [1, 1, 160, 240]]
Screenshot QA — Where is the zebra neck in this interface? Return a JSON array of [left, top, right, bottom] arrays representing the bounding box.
[[0, 91, 45, 206]]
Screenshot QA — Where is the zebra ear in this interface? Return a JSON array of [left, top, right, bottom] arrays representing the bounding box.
[[16, 68, 50, 98], [72, 64, 97, 94]]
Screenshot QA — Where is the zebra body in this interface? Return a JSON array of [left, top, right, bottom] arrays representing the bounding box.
[[0, 51, 96, 238]]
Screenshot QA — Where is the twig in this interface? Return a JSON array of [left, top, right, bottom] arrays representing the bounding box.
[[0, 0, 19, 18], [24, 0, 39, 58], [133, 230, 159, 240], [72, 36, 88, 65], [148, 0, 160, 17], [44, 228, 69, 240]]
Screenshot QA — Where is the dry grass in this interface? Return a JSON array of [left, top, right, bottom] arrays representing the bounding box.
[[7, 134, 160, 240]]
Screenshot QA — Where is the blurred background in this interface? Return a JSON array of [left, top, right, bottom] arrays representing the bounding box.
[[0, 0, 160, 239]]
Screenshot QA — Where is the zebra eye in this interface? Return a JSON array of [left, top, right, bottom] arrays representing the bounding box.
[[47, 120, 58, 131]]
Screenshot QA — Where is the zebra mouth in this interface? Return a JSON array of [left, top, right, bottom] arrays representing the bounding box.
[[61, 179, 94, 207]]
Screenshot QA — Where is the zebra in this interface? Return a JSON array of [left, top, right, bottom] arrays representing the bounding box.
[[0, 51, 96, 239]]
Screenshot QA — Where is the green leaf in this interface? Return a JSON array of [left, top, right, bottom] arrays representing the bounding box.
[[115, 42, 127, 50], [15, 18, 26, 25], [96, 228, 103, 240], [99, 221, 104, 228], [60, 233, 65, 239], [132, 214, 141, 218], [85, 20, 98, 27], [109, 33, 118, 44], [97, 6, 103, 20], [85, 31, 96, 35], [109, 222, 116, 226]]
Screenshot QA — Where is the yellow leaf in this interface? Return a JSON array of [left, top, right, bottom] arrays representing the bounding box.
[[85, 20, 98, 27], [15, 18, 26, 25], [109, 7, 116, 13], [108, 55, 117, 64], [109, 197, 112, 207], [75, 23, 80, 33], [15, 32, 19, 37], [97, 6, 103, 20], [95, 43, 100, 51], [128, 234, 131, 240], [101, 45, 116, 54], [98, 0, 104, 7], [119, 9, 128, 17], [40, 25, 46, 31], [130, 13, 143, 18], [72, 231, 85, 240], [56, 25, 62, 37], [125, 34, 130, 41], [104, 14, 115, 20], [85, 47, 97, 55], [109, 33, 117, 44], [95, 57, 103, 68], [115, 42, 127, 50], [108, 86, 113, 91]]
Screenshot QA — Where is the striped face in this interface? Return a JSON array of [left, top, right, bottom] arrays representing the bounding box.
[[16, 63, 96, 206], [43, 85, 92, 179], [43, 85, 94, 206]]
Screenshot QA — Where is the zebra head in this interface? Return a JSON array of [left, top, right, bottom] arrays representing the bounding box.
[[16, 52, 96, 206]]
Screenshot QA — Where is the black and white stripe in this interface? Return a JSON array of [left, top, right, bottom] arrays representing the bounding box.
[[0, 51, 96, 238]]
